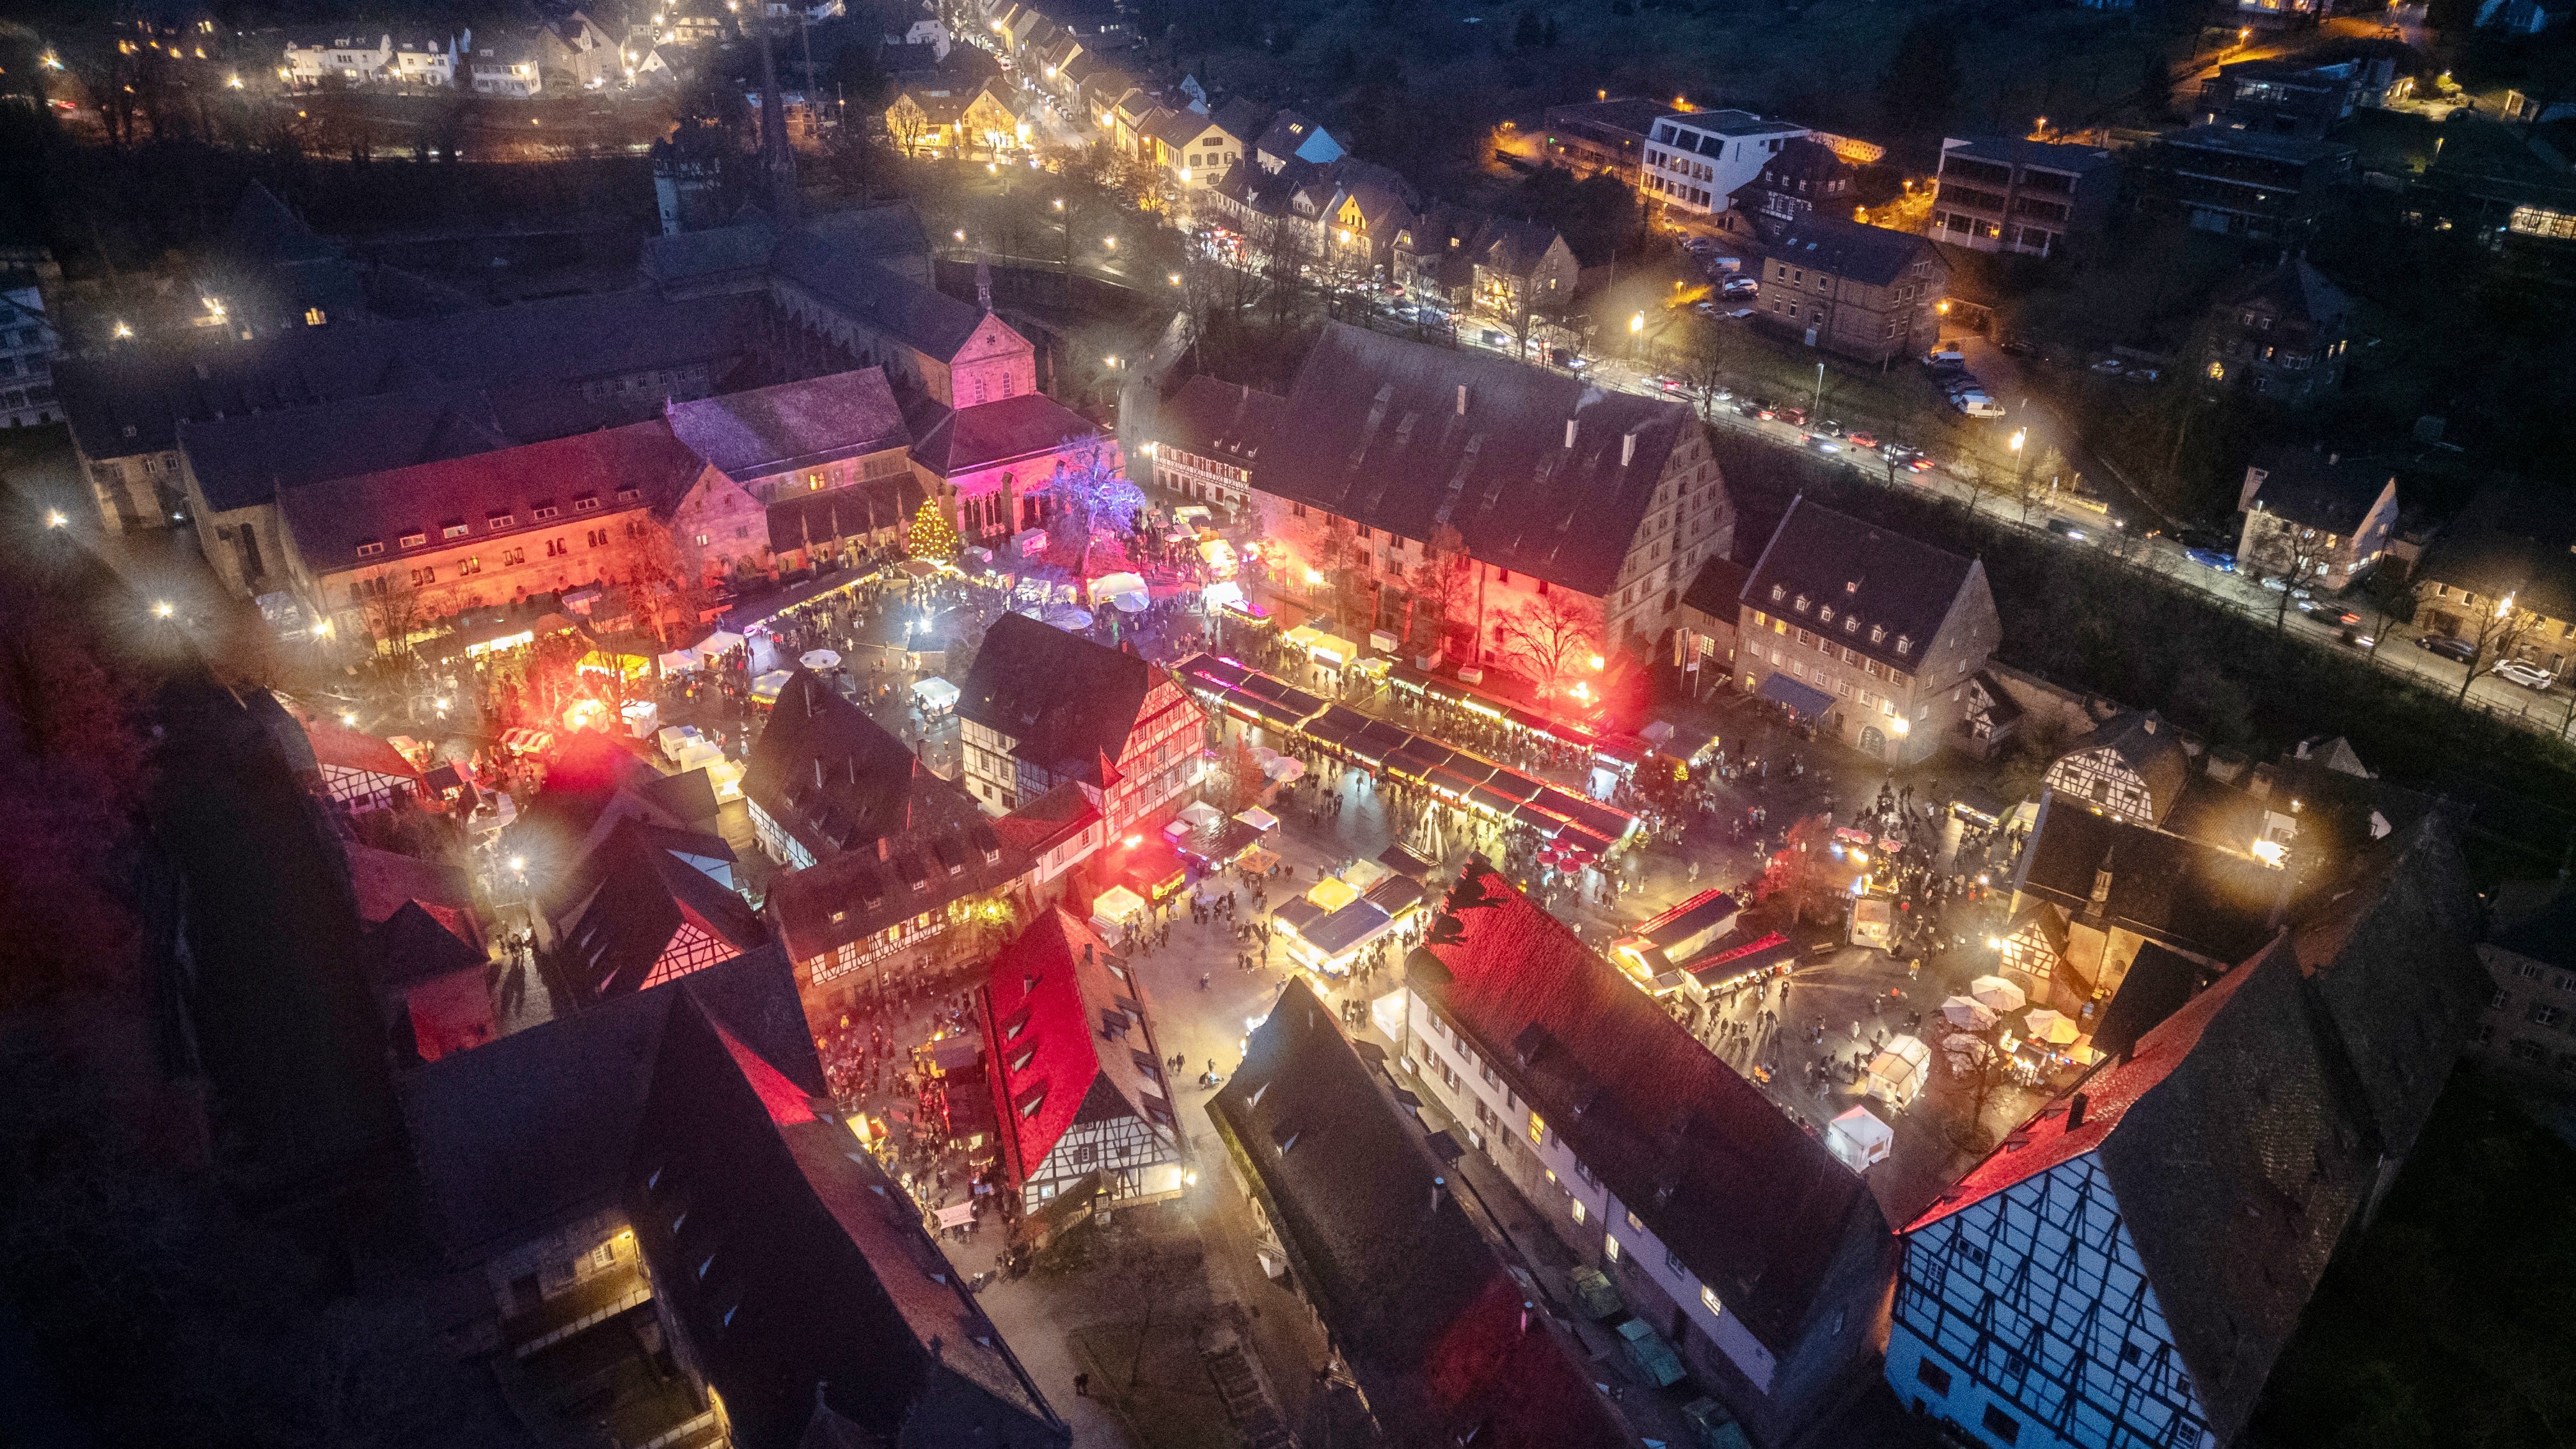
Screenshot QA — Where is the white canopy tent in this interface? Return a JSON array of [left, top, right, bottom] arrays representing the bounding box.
[[697, 630, 746, 658], [1865, 1034, 1932, 1105], [1178, 800, 1226, 832], [1827, 1105, 1895, 1172], [656, 647, 699, 674], [912, 676, 961, 713]]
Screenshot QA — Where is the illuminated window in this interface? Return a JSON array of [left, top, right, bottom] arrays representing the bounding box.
[[304, 308, 326, 326], [1603, 1235, 1622, 1262], [1701, 1284, 1722, 1315]]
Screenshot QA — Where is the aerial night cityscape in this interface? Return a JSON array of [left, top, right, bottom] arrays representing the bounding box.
[[0, 0, 2573, 1443]]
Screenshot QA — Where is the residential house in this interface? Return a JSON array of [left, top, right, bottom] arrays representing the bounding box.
[[1735, 496, 1998, 764], [1891, 818, 2485, 1449], [2474, 891, 2576, 1095], [1538, 97, 1668, 185], [1251, 323, 1732, 669], [2480, 0, 2574, 32], [1751, 217, 1947, 365], [2196, 57, 2375, 137], [2040, 712, 2193, 827], [956, 614, 1205, 836], [303, 716, 425, 814], [1210, 976, 1640, 1449], [2130, 127, 2355, 242], [977, 910, 1187, 1207], [1401, 863, 1897, 1446], [1391, 205, 1581, 322], [1732, 138, 1856, 225], [752, 701, 1025, 1015], [1930, 136, 2118, 258], [621, 988, 1073, 1449], [2232, 447, 2399, 590], [2234, 0, 2323, 28], [2410, 483, 2576, 679], [1253, 109, 1347, 173], [2199, 257, 2351, 405], [281, 31, 393, 84], [468, 31, 548, 96], [1145, 374, 1286, 514], [537, 10, 619, 89], [1674, 553, 1751, 683], [1144, 97, 1269, 192], [742, 667, 964, 871], [1641, 110, 1810, 216], [885, 81, 1022, 157], [0, 278, 59, 427], [667, 368, 921, 582]]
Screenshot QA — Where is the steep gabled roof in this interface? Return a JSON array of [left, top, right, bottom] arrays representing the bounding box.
[[1210, 979, 1632, 1449], [668, 368, 910, 479], [1258, 323, 1695, 598], [768, 235, 986, 361], [2012, 795, 2286, 964], [979, 910, 1174, 1184], [558, 818, 768, 1000], [179, 387, 514, 514], [625, 993, 1067, 1449], [1156, 374, 1286, 468], [741, 669, 939, 859], [765, 796, 1025, 964], [303, 717, 422, 780], [956, 614, 1154, 784], [2411, 480, 2576, 623], [2055, 711, 2192, 822], [1409, 862, 1887, 1352], [1740, 495, 1979, 672], [2223, 257, 2352, 328], [906, 391, 1099, 477], [1757, 216, 1936, 287], [2243, 447, 2395, 533]]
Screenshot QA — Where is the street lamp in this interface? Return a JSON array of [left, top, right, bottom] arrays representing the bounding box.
[[1103, 235, 1117, 249], [2009, 429, 2026, 454], [44, 510, 65, 528], [153, 600, 174, 618]]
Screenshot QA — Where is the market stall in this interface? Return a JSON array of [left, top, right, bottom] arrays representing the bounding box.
[[1826, 1105, 1894, 1173], [913, 675, 961, 717], [1865, 1034, 1934, 1106], [1089, 885, 1148, 937]]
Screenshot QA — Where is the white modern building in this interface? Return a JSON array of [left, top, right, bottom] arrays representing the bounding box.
[[283, 31, 469, 87], [1641, 109, 1809, 216]]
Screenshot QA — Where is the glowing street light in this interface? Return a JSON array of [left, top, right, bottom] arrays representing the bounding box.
[[152, 600, 175, 618], [2009, 429, 2027, 454], [342, 711, 358, 725], [44, 510, 66, 528], [112, 320, 133, 339], [1103, 235, 1118, 249]]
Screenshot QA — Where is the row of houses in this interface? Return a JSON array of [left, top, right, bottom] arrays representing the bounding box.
[[281, 11, 626, 95]]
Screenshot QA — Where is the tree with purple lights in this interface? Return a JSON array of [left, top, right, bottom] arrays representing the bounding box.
[[1039, 440, 1144, 576]]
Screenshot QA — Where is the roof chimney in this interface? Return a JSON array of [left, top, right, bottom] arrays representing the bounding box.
[[2066, 1092, 2087, 1130], [1564, 419, 1578, 449], [1457, 383, 1468, 415], [1622, 431, 1637, 468]]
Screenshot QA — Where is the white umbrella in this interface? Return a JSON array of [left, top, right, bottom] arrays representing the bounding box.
[[1264, 756, 1307, 783], [800, 649, 842, 670], [1112, 590, 1150, 614], [1044, 606, 1094, 630], [1969, 974, 2027, 1012], [2024, 1008, 2080, 1045], [1941, 995, 1999, 1031]]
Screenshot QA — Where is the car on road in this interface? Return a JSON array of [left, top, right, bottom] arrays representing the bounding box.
[[1725, 306, 1757, 320], [1777, 406, 1807, 426], [2184, 548, 2235, 572], [2089, 358, 2125, 374], [2495, 660, 2556, 691], [2339, 628, 2376, 649], [2257, 576, 2312, 596], [2044, 518, 2089, 541], [1682, 236, 1718, 253], [1547, 346, 1587, 370], [2416, 635, 2479, 664], [2123, 367, 2162, 384], [1736, 399, 1769, 419], [2174, 527, 2233, 551], [1845, 431, 1879, 450], [1810, 417, 1844, 437], [1653, 374, 1688, 392], [1803, 433, 1842, 454], [1482, 329, 1510, 347]]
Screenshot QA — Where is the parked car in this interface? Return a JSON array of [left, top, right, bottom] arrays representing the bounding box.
[[1681, 236, 1718, 254], [1845, 431, 1879, 450], [2089, 358, 2125, 374], [1725, 306, 1757, 320], [2493, 660, 2556, 691], [1997, 337, 2035, 358], [1803, 433, 1842, 454], [2175, 526, 2232, 551], [1941, 374, 1985, 395], [1653, 374, 1687, 392], [1776, 406, 1807, 426], [1721, 275, 1760, 296], [1923, 346, 1965, 367], [1547, 346, 1586, 370], [1736, 399, 1768, 419], [1482, 329, 1510, 347], [2417, 635, 2479, 664], [1953, 394, 2006, 418], [2045, 518, 2088, 541], [1810, 417, 1844, 437], [2122, 367, 2162, 384], [1691, 300, 1723, 316], [2184, 548, 2235, 572], [2259, 575, 2289, 592]]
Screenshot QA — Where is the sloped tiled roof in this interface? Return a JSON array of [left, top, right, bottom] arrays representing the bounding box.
[[978, 910, 1174, 1185], [1408, 862, 1888, 1352], [2412, 481, 2576, 622], [908, 392, 1099, 477], [1257, 323, 1694, 598], [765, 795, 1024, 964], [1209, 979, 1632, 1449], [179, 387, 513, 514], [741, 669, 945, 860], [668, 368, 910, 479], [2242, 446, 2394, 533], [558, 818, 768, 1000], [624, 993, 1068, 1449], [2012, 795, 2286, 964], [770, 233, 987, 361], [956, 614, 1153, 784], [303, 717, 422, 780], [1155, 374, 1285, 467], [275, 416, 709, 574], [1740, 495, 1980, 672], [1757, 216, 1937, 288], [2223, 256, 2351, 328]]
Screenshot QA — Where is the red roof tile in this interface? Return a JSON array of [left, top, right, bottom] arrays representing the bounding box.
[[977, 910, 1161, 1185]]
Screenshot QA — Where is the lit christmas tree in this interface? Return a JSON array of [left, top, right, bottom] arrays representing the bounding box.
[[907, 498, 961, 563]]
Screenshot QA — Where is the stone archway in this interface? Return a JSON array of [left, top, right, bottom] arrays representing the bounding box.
[[1860, 724, 1886, 755]]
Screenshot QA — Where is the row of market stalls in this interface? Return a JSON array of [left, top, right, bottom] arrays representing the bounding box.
[[1171, 653, 1639, 868]]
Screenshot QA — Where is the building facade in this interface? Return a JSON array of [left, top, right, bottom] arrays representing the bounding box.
[[1931, 137, 2118, 258], [1736, 496, 2000, 765], [2232, 449, 2398, 590], [2131, 128, 2356, 242], [0, 280, 59, 428], [1642, 110, 1810, 216], [1146, 374, 1286, 515], [1753, 217, 1947, 365], [957, 614, 1205, 835], [2199, 258, 2351, 406]]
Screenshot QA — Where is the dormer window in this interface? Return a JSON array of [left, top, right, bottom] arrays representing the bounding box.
[[617, 487, 640, 502], [1895, 635, 1913, 655], [573, 495, 601, 513], [1770, 584, 1785, 603], [355, 540, 384, 558], [1818, 605, 1835, 624], [1870, 625, 1886, 644], [1793, 595, 1810, 613], [1844, 615, 1860, 633], [487, 511, 514, 528], [441, 521, 470, 539], [399, 531, 427, 549]]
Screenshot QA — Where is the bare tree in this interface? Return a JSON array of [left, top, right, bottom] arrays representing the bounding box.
[[2244, 514, 2336, 632], [1406, 524, 1477, 661], [2453, 590, 2546, 704], [1499, 589, 1597, 701], [1680, 317, 1735, 420], [885, 94, 932, 158], [1946, 1032, 2015, 1155], [2357, 572, 2421, 660]]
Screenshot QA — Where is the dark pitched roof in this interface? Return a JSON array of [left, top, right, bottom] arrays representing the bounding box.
[[978, 910, 1174, 1185], [2012, 795, 2286, 964], [669, 368, 910, 480], [1680, 552, 1750, 621], [742, 669, 943, 860], [2052, 711, 2193, 823], [769, 234, 986, 361], [2165, 124, 2355, 166], [766, 474, 924, 554], [765, 793, 1023, 965], [957, 614, 1154, 785], [2224, 257, 2351, 328], [396, 951, 819, 1259], [1209, 979, 1632, 1449], [1156, 374, 1286, 467], [624, 994, 1066, 1449], [638, 214, 782, 288], [56, 289, 764, 461], [2243, 447, 2395, 533], [1408, 862, 1888, 1352], [370, 898, 486, 988], [1739, 496, 1980, 672], [179, 387, 514, 514], [1757, 216, 1938, 288], [274, 416, 708, 574], [1208, 95, 1272, 145], [1939, 135, 2115, 175], [2089, 941, 2209, 1059], [907, 392, 1099, 477], [2413, 482, 2576, 623], [223, 180, 342, 267], [1259, 323, 1695, 598], [558, 818, 769, 1000]]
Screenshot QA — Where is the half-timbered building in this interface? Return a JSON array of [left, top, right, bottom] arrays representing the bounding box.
[[2040, 713, 2192, 828], [976, 909, 1187, 1207], [957, 614, 1205, 836], [1891, 818, 2488, 1449], [304, 717, 425, 814]]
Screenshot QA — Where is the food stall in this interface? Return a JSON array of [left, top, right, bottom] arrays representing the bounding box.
[[1613, 889, 1744, 994], [1826, 1105, 1895, 1173], [1089, 885, 1149, 938], [1848, 891, 1899, 952], [1270, 873, 1397, 976], [1680, 927, 1797, 1006], [1865, 1034, 1933, 1107], [912, 675, 961, 717], [750, 670, 793, 708]]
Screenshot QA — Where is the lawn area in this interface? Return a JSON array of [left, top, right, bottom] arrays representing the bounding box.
[[2250, 1069, 2576, 1449]]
